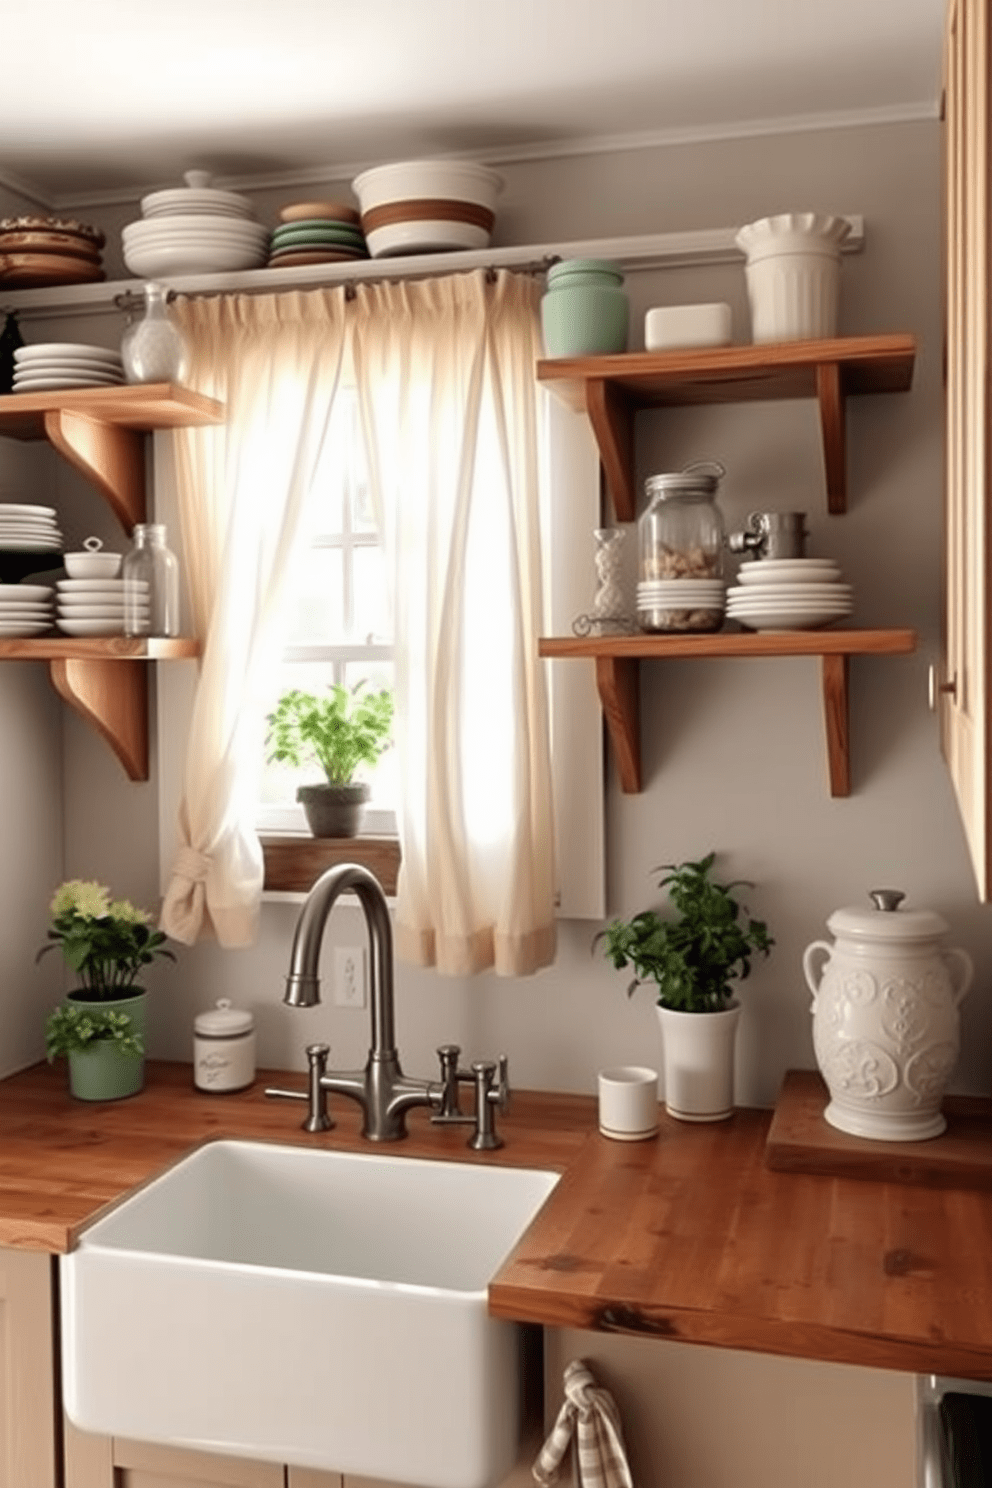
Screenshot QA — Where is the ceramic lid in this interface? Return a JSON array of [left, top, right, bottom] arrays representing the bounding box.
[[826, 889, 949, 942], [194, 998, 254, 1036]]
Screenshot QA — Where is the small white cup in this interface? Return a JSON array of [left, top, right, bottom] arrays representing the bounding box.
[[598, 1065, 659, 1141]]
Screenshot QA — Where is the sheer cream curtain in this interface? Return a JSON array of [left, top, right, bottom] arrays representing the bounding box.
[[160, 289, 348, 945], [350, 269, 556, 976]]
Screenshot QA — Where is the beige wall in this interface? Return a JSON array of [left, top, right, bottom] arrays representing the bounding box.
[[9, 116, 982, 1110]]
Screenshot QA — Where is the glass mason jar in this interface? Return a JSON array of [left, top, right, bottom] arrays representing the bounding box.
[[123, 523, 180, 637], [638, 462, 727, 582]]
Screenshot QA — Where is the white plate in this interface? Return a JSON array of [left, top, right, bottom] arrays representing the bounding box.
[[728, 583, 852, 601], [123, 242, 268, 276], [735, 561, 842, 584], [0, 539, 61, 551], [13, 376, 124, 392], [13, 357, 124, 376], [731, 612, 848, 632], [727, 593, 852, 608], [0, 527, 63, 539], [57, 618, 126, 636], [14, 342, 123, 362], [0, 584, 53, 599], [58, 608, 146, 621], [57, 578, 145, 592], [0, 504, 56, 518], [0, 603, 53, 616], [0, 620, 52, 636]]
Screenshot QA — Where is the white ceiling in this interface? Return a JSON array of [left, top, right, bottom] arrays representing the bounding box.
[[3, 0, 947, 204]]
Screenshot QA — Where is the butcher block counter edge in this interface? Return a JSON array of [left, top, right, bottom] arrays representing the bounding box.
[[3, 1059, 992, 1381]]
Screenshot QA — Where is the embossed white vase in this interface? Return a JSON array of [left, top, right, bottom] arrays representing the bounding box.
[[804, 890, 973, 1142]]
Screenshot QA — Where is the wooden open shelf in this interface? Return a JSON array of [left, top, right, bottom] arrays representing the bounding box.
[[537, 334, 917, 519], [539, 627, 917, 797], [0, 637, 199, 782], [0, 383, 224, 531]]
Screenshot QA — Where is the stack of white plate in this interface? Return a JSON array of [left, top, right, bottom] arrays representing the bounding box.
[[0, 503, 63, 552], [0, 583, 54, 636], [123, 171, 267, 278], [56, 578, 149, 637], [12, 343, 124, 393], [637, 578, 726, 633], [726, 559, 853, 631]]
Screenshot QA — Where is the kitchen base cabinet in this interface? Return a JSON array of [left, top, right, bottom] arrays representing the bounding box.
[[0, 1247, 58, 1488], [545, 1330, 917, 1488]]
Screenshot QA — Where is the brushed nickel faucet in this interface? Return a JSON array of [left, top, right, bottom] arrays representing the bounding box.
[[265, 862, 444, 1141]]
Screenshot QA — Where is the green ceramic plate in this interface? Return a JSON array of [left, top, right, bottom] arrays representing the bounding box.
[[270, 222, 366, 248]]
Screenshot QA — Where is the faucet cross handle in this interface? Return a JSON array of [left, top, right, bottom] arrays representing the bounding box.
[[263, 1043, 334, 1132], [467, 1056, 510, 1151], [431, 1043, 476, 1125]]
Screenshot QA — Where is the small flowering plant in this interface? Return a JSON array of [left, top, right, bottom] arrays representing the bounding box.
[[37, 879, 174, 1001], [44, 1004, 144, 1061]]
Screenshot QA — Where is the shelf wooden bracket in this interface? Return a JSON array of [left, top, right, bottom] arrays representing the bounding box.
[[43, 409, 145, 533], [48, 657, 149, 781], [815, 362, 847, 514], [595, 654, 641, 792], [821, 652, 851, 797], [586, 379, 635, 521]]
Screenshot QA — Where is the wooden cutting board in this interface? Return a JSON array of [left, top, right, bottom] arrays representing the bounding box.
[[765, 1068, 992, 1189]]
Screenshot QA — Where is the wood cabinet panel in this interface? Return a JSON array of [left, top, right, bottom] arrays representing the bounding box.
[[942, 0, 992, 896], [0, 1247, 58, 1488]]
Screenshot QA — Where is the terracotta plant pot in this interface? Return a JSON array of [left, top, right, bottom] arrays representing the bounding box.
[[296, 782, 370, 838]]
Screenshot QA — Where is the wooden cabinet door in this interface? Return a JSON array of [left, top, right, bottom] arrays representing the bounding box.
[[64, 1426, 283, 1488], [0, 1246, 58, 1488], [942, 0, 992, 897]]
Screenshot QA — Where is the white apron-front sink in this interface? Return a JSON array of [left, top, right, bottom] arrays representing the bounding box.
[[60, 1138, 559, 1488]]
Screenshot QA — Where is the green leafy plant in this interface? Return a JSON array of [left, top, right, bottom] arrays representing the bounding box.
[[36, 879, 174, 1000], [600, 851, 773, 1012], [265, 681, 394, 786], [44, 1003, 144, 1061]]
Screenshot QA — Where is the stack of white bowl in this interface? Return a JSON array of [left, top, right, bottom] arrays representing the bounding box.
[[637, 577, 726, 633], [351, 160, 503, 258], [56, 541, 147, 636], [13, 342, 124, 393], [0, 583, 54, 636], [726, 558, 853, 631], [123, 171, 268, 279]]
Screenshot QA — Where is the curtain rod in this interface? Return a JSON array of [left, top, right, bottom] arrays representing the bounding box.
[[111, 257, 561, 315]]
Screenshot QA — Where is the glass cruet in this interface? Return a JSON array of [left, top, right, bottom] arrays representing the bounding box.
[[123, 523, 180, 637]]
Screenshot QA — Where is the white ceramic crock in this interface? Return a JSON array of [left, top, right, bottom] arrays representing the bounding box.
[[803, 890, 973, 1141], [193, 998, 256, 1093], [735, 212, 851, 342], [656, 1001, 740, 1122]]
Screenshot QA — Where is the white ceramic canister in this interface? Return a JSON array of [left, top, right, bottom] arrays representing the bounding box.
[[803, 890, 973, 1142], [735, 212, 851, 342], [193, 998, 256, 1093]]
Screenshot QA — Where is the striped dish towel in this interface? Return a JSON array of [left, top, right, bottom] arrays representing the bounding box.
[[533, 1358, 634, 1488]]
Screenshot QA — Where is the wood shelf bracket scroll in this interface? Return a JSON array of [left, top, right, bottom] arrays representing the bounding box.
[[48, 657, 149, 781], [815, 362, 847, 514], [820, 652, 851, 797], [585, 379, 636, 521], [43, 409, 145, 533], [594, 654, 641, 792]]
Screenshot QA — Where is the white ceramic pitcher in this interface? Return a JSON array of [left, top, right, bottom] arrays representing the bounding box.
[[803, 889, 973, 1142]]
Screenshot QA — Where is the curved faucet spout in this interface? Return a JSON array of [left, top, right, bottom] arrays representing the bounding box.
[[284, 862, 396, 1056], [281, 862, 440, 1140]]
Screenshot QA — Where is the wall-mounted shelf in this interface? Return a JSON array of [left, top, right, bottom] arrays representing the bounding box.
[[536, 334, 916, 520], [539, 627, 917, 797], [0, 637, 199, 781], [0, 383, 224, 531]]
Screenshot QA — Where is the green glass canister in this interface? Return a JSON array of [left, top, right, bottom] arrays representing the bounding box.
[[541, 258, 629, 356]]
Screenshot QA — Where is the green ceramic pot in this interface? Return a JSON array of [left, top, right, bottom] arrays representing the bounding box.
[[65, 989, 146, 1102], [541, 258, 629, 357]]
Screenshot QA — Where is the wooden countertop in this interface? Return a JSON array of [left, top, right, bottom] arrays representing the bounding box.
[[4, 1060, 992, 1381]]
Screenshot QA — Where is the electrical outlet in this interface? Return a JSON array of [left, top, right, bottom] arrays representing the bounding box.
[[334, 945, 367, 1008]]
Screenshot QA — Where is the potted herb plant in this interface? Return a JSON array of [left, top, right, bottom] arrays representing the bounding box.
[[600, 851, 773, 1121], [37, 879, 175, 1102], [265, 681, 393, 838]]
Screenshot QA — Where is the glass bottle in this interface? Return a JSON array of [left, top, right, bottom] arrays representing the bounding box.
[[120, 282, 189, 384], [123, 524, 180, 637]]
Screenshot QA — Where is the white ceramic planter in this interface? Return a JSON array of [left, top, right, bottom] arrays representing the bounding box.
[[804, 890, 973, 1141], [656, 1001, 740, 1122], [735, 213, 851, 342]]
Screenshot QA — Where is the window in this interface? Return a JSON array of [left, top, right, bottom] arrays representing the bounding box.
[[256, 389, 397, 838]]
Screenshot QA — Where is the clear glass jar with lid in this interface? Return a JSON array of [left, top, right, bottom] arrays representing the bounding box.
[[638, 461, 727, 582], [122, 522, 180, 637]]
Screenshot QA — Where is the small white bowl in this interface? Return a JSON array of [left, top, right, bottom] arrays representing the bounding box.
[[63, 550, 122, 579]]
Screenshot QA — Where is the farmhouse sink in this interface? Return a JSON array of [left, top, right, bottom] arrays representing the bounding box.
[[60, 1138, 559, 1488]]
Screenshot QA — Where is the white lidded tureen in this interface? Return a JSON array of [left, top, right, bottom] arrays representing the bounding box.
[[803, 889, 973, 1142]]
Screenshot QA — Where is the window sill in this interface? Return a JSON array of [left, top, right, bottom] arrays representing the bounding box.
[[260, 834, 400, 896]]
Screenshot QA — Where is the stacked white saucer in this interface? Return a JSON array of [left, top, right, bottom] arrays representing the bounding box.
[[56, 577, 149, 636], [13, 343, 124, 393], [637, 577, 726, 633], [0, 503, 63, 552], [124, 171, 267, 277], [726, 558, 852, 632], [0, 582, 54, 636]]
